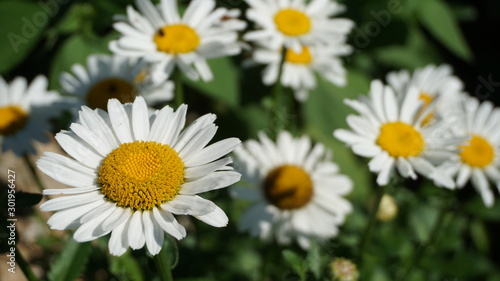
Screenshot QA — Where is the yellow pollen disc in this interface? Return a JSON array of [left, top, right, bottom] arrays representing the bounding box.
[[419, 92, 434, 125], [263, 165, 313, 210], [98, 141, 185, 211], [154, 24, 200, 55], [86, 78, 135, 110], [274, 9, 311, 36], [376, 122, 425, 157], [460, 135, 495, 168], [0, 105, 28, 136], [285, 46, 312, 64]]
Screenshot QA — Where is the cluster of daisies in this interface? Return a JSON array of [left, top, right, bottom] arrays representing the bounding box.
[[0, 0, 498, 262]]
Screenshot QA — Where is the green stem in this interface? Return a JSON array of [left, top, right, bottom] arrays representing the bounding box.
[[154, 246, 174, 281], [23, 154, 44, 192], [358, 185, 385, 264], [16, 246, 39, 281], [400, 194, 452, 279], [174, 70, 184, 107]]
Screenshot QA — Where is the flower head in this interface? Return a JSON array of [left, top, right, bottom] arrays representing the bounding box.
[[334, 80, 460, 188], [61, 54, 173, 111], [0, 75, 67, 155], [330, 257, 359, 281], [110, 0, 245, 81], [233, 131, 352, 249], [38, 96, 241, 256], [244, 0, 354, 52], [441, 96, 500, 207]]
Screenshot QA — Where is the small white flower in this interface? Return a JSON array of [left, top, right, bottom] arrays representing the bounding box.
[[38, 96, 241, 256], [440, 96, 500, 207], [0, 75, 66, 155], [334, 80, 461, 188], [233, 131, 353, 249], [252, 41, 351, 102], [386, 64, 466, 125], [110, 0, 245, 81], [61, 54, 174, 111], [244, 0, 354, 52]]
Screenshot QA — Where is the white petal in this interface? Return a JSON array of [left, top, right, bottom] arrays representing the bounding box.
[[162, 195, 216, 216], [184, 138, 241, 166], [195, 205, 228, 227], [132, 96, 150, 141], [108, 99, 133, 144], [128, 211, 145, 249], [152, 208, 186, 240], [40, 192, 104, 211], [143, 211, 164, 255], [472, 169, 494, 207], [179, 171, 241, 194]]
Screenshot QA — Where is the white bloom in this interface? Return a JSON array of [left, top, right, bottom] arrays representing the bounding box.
[[110, 0, 245, 81], [440, 96, 500, 207], [38, 96, 241, 256], [244, 0, 354, 52], [61, 54, 174, 111], [386, 64, 466, 125], [233, 131, 353, 249], [0, 75, 66, 155], [334, 80, 460, 188], [252, 41, 351, 101]]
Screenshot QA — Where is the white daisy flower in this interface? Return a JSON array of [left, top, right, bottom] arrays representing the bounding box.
[[60, 54, 174, 111], [109, 0, 245, 81], [252, 41, 351, 101], [334, 80, 460, 188], [0, 75, 66, 155], [440, 96, 500, 207], [244, 0, 354, 52], [386, 64, 466, 125], [233, 131, 353, 249], [37, 96, 241, 256]]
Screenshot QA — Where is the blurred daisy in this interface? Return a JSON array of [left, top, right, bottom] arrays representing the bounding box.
[[441, 97, 500, 207], [252, 41, 351, 101], [233, 131, 353, 249], [386, 64, 465, 125], [334, 80, 459, 187], [38, 96, 241, 256], [61, 54, 173, 111], [244, 0, 353, 52], [110, 0, 245, 81], [0, 75, 65, 155]]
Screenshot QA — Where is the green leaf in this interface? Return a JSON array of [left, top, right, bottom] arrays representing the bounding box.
[[282, 249, 307, 280], [110, 251, 144, 281], [0, 0, 47, 74], [49, 33, 112, 89], [48, 238, 92, 281], [183, 57, 239, 107], [416, 0, 473, 61], [409, 205, 438, 243], [306, 240, 324, 280], [470, 219, 490, 254], [163, 234, 179, 269]]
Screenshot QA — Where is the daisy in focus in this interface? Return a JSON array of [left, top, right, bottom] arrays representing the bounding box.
[[0, 75, 66, 155], [61, 54, 174, 111], [386, 64, 465, 125], [37, 96, 241, 256], [233, 131, 353, 249], [244, 0, 354, 52], [440, 96, 500, 207], [110, 0, 245, 81], [252, 41, 351, 101], [334, 80, 460, 187]]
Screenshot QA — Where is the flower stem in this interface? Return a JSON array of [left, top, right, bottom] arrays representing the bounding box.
[[16, 246, 39, 281], [174, 70, 184, 108], [400, 194, 452, 279], [154, 246, 174, 281], [358, 185, 385, 264], [23, 154, 44, 192]]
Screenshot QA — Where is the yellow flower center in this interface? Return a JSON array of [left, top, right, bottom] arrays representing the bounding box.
[[376, 122, 425, 158], [419, 92, 434, 125], [285, 46, 312, 64], [86, 78, 135, 110], [98, 141, 185, 211], [274, 9, 311, 36], [0, 106, 29, 136], [459, 135, 495, 168], [263, 165, 313, 210], [154, 24, 200, 55]]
